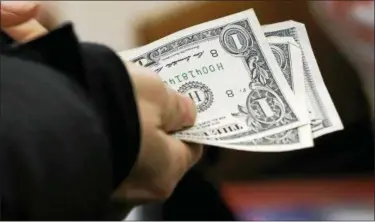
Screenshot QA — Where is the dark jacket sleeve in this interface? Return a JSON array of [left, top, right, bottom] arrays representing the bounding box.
[[0, 23, 140, 220]]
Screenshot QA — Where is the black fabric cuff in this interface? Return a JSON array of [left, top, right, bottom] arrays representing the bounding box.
[[79, 42, 141, 189]]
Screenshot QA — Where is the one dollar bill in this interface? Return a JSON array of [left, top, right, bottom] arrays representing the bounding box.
[[176, 37, 314, 151], [120, 9, 309, 145], [119, 10, 343, 152], [263, 21, 343, 138]]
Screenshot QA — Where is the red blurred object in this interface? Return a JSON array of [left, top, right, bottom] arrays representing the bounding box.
[[221, 177, 374, 220], [328, 1, 374, 43]]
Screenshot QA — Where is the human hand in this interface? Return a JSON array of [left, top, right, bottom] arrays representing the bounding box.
[[1, 1, 47, 42], [112, 62, 203, 203]]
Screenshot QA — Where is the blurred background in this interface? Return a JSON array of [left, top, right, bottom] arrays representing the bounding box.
[[37, 1, 374, 220]]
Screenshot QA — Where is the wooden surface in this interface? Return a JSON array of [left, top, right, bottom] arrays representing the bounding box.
[[135, 1, 371, 181]]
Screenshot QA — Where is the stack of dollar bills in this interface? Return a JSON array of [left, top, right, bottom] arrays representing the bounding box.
[[119, 9, 343, 152]]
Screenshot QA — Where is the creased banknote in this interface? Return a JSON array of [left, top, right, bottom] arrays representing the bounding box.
[[222, 37, 314, 151], [119, 10, 343, 152], [263, 21, 343, 138], [120, 9, 309, 145], [175, 37, 314, 151]]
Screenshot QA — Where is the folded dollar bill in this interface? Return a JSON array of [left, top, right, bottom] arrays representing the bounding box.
[[263, 21, 344, 138], [119, 9, 343, 152]]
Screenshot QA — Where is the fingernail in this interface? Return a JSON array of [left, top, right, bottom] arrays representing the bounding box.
[[180, 94, 196, 126]]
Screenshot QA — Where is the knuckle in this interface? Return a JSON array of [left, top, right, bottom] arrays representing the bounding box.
[[160, 89, 180, 130], [145, 73, 168, 105], [158, 82, 170, 105], [171, 91, 183, 121], [129, 63, 167, 106]]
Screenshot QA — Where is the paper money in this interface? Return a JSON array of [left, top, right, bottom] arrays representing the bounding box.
[[263, 21, 343, 138], [120, 9, 309, 144], [174, 37, 314, 151], [222, 37, 314, 151], [119, 10, 343, 152]]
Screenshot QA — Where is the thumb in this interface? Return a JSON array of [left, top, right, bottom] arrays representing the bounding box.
[[1, 1, 39, 28], [162, 88, 197, 132]]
